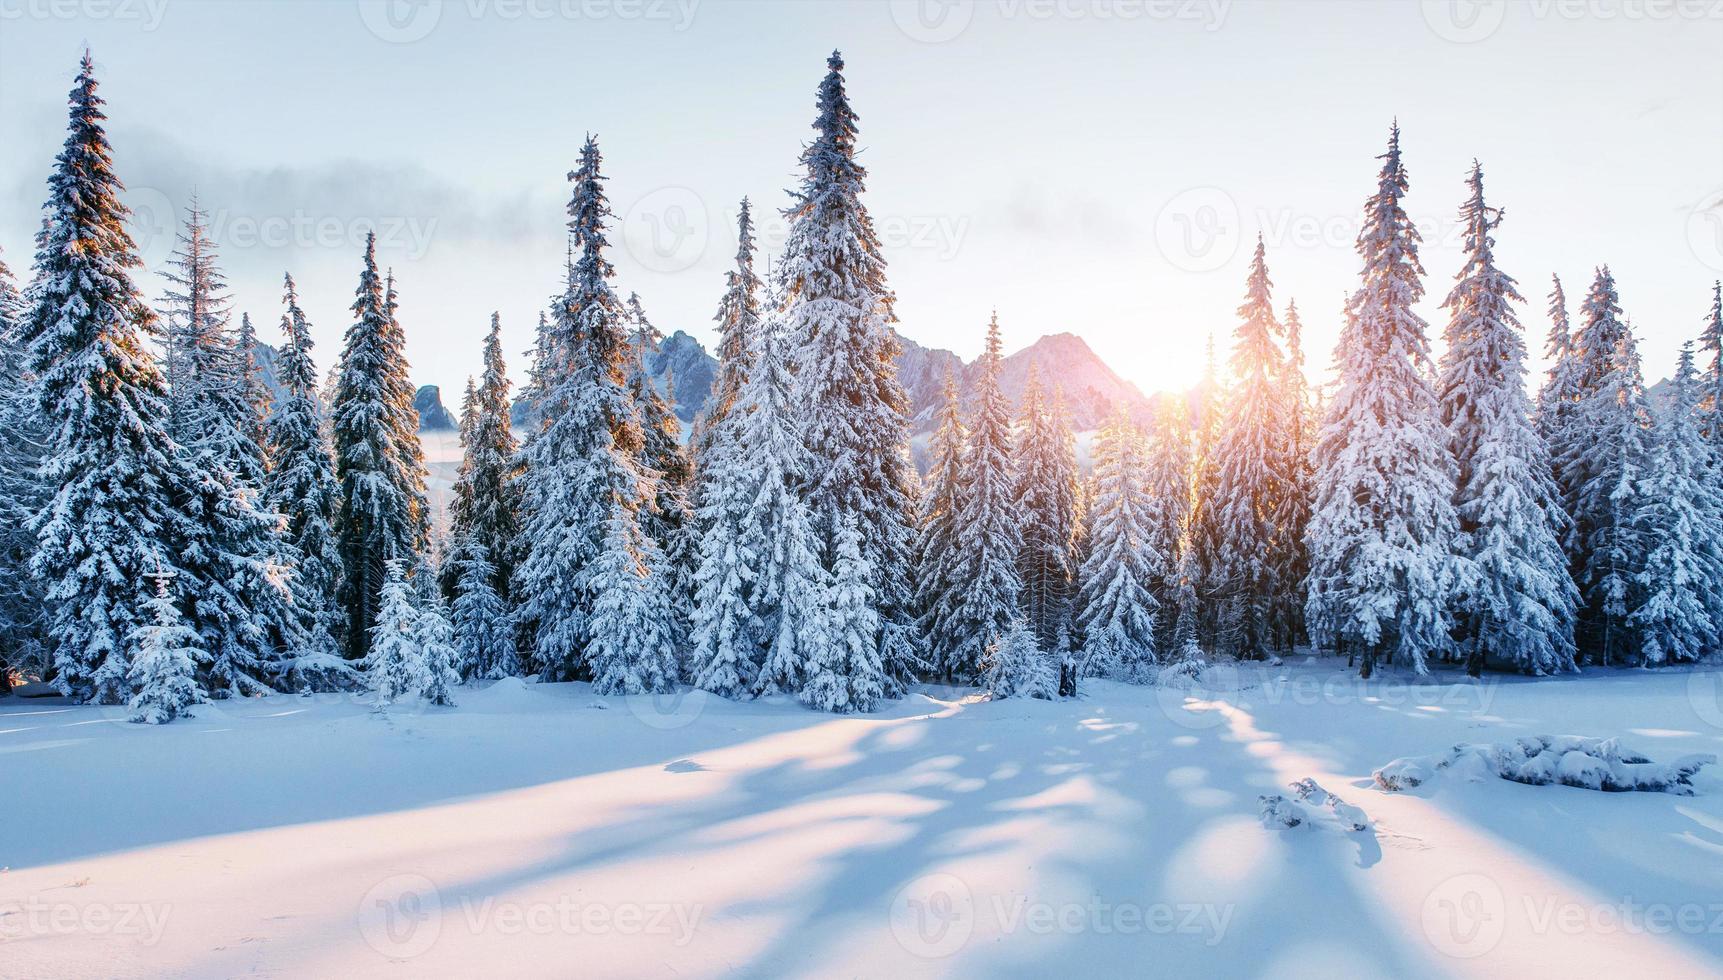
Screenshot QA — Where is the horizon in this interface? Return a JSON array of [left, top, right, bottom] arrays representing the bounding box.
[[3, 1, 1721, 399]]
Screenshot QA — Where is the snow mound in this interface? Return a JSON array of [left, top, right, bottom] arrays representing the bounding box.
[[1290, 777, 1371, 831], [462, 676, 540, 709], [1258, 794, 1308, 829], [1375, 736, 1716, 796]]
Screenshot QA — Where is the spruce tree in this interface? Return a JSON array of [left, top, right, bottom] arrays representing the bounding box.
[[801, 515, 885, 713], [1558, 268, 1653, 664], [1184, 337, 1225, 649], [1304, 124, 1463, 677], [1631, 345, 1723, 665], [515, 136, 675, 688], [452, 535, 517, 679], [1209, 237, 1292, 657], [412, 577, 461, 706], [0, 248, 47, 688], [1436, 163, 1576, 676], [264, 273, 353, 691], [126, 570, 206, 725], [367, 562, 428, 706], [938, 313, 1024, 680], [1013, 365, 1081, 654], [448, 313, 521, 620], [912, 369, 967, 672], [627, 293, 696, 649], [333, 234, 429, 660], [1143, 395, 1191, 652], [781, 52, 920, 694], [1270, 300, 1314, 652], [1698, 282, 1723, 447], [1075, 408, 1161, 682], [981, 618, 1057, 701], [694, 198, 763, 471], [158, 205, 299, 698], [27, 54, 192, 703]]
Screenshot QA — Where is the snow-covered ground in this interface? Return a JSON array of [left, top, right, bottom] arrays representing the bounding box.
[[6, 661, 1723, 978]]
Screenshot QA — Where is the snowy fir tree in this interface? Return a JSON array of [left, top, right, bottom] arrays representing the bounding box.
[[1269, 300, 1314, 651], [451, 536, 517, 679], [801, 515, 885, 713], [125, 569, 206, 725], [913, 369, 967, 673], [1536, 275, 1584, 454], [157, 204, 301, 698], [1698, 281, 1723, 447], [1013, 365, 1081, 654], [0, 247, 48, 688], [781, 52, 921, 695], [411, 579, 462, 706], [1075, 408, 1161, 682], [626, 292, 697, 645], [1304, 124, 1463, 677], [1183, 336, 1226, 649], [447, 312, 521, 624], [1557, 267, 1654, 665], [1143, 394, 1191, 651], [264, 273, 353, 691], [1209, 237, 1294, 657], [933, 313, 1024, 680], [1435, 163, 1576, 676], [366, 562, 430, 706], [1630, 345, 1723, 665], [333, 234, 429, 660], [27, 55, 193, 703], [693, 198, 763, 472], [980, 618, 1057, 701], [514, 136, 674, 688]]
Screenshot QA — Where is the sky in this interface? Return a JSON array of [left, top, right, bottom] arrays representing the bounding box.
[[2, 0, 1721, 399]]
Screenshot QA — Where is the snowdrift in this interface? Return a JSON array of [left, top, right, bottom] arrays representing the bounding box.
[[1374, 735, 1716, 795]]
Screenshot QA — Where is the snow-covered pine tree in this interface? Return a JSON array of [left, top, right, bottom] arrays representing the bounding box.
[[801, 515, 885, 713], [514, 136, 675, 688], [451, 535, 517, 679], [937, 313, 1024, 680], [780, 52, 921, 693], [0, 247, 48, 688], [157, 205, 301, 698], [1558, 267, 1653, 665], [1210, 237, 1292, 658], [980, 618, 1056, 700], [1075, 407, 1161, 683], [1435, 163, 1577, 676], [626, 293, 696, 650], [1013, 365, 1081, 655], [1269, 300, 1314, 652], [1536, 276, 1582, 448], [1631, 344, 1723, 665], [687, 401, 763, 698], [264, 273, 353, 691], [235, 312, 272, 479], [333, 234, 429, 660], [1143, 394, 1191, 652], [447, 313, 521, 622], [367, 562, 428, 706], [693, 197, 763, 471], [912, 369, 966, 675], [27, 54, 193, 703], [1698, 282, 1723, 447], [1304, 124, 1463, 678], [126, 569, 206, 724], [412, 576, 461, 706]]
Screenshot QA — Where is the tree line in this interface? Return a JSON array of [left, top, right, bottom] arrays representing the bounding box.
[[2, 53, 1720, 724]]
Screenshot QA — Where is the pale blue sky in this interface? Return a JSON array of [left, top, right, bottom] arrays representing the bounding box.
[[2, 0, 1720, 397]]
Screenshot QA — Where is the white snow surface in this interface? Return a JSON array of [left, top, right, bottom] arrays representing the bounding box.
[[6, 660, 1723, 978]]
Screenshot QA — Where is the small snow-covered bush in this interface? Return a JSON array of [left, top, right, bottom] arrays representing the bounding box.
[[1375, 736, 1715, 796]]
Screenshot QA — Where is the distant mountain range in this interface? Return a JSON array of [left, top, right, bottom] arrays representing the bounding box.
[[260, 327, 1162, 467]]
